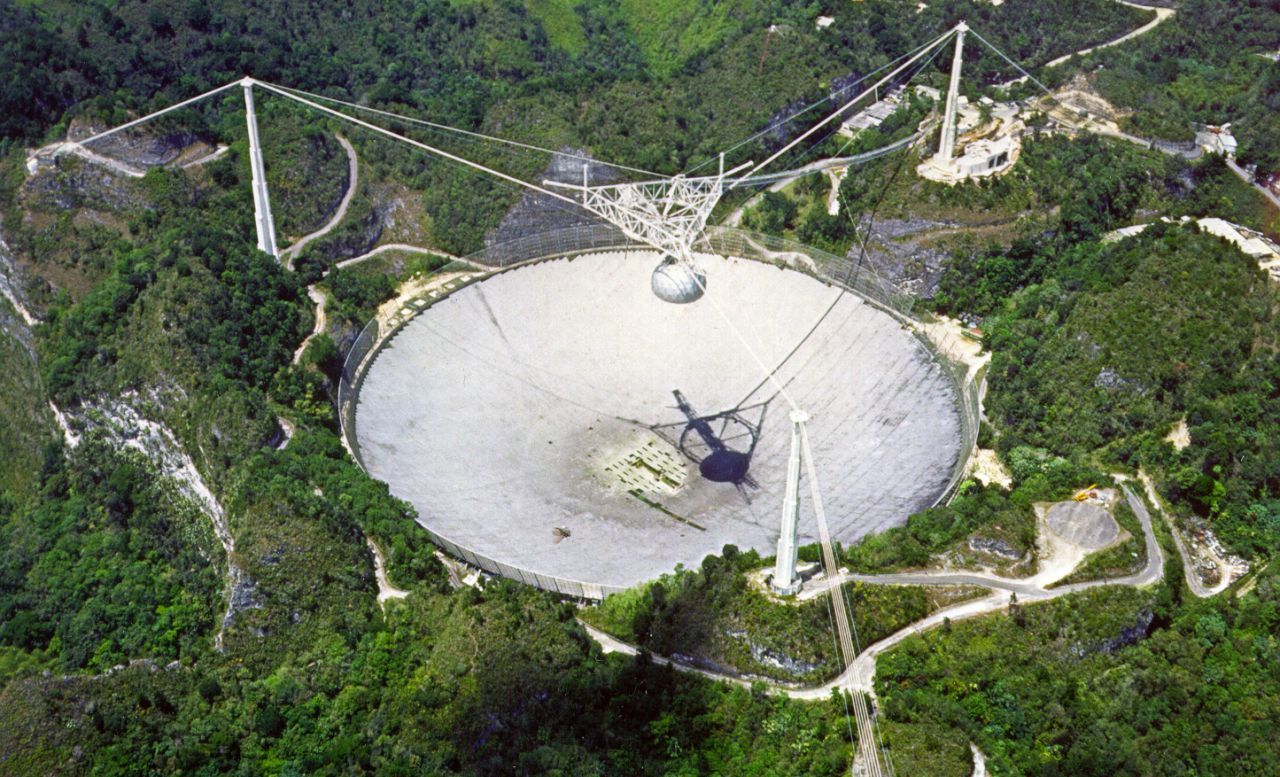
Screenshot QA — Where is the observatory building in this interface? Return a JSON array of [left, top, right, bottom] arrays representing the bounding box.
[[917, 23, 1023, 185]]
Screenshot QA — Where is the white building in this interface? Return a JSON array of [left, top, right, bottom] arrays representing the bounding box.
[[916, 23, 1022, 185], [25, 150, 57, 176], [1104, 216, 1280, 282], [949, 134, 1017, 177], [839, 86, 905, 136], [1196, 124, 1238, 157]]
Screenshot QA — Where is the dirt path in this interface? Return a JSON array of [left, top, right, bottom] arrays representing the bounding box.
[[367, 538, 409, 607], [971, 744, 988, 777], [282, 134, 359, 265], [825, 167, 845, 216], [1134, 469, 1243, 597], [291, 285, 327, 366], [336, 242, 461, 270], [56, 142, 147, 177], [180, 144, 229, 168], [0, 236, 38, 327], [1044, 1, 1175, 69]]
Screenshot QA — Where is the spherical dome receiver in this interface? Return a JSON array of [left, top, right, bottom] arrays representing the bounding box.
[[650, 256, 705, 304]]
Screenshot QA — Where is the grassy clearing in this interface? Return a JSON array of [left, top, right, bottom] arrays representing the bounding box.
[[526, 0, 585, 55], [880, 721, 973, 777], [617, 0, 751, 79]]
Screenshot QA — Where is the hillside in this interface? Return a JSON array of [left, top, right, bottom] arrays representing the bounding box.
[[1, 1, 1279, 775]]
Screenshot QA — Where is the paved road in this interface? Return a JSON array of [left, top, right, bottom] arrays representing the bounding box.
[[180, 144, 229, 168], [579, 620, 758, 690], [282, 134, 359, 264], [1227, 159, 1280, 210], [336, 242, 460, 269], [582, 484, 1164, 702], [1133, 470, 1241, 598], [59, 142, 147, 177], [1044, 1, 1176, 69], [1055, 485, 1164, 593]]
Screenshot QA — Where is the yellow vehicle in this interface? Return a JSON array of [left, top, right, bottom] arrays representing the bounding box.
[[1073, 484, 1098, 502]]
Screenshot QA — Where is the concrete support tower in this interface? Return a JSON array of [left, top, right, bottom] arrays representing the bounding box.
[[771, 409, 810, 596], [241, 78, 279, 260], [938, 21, 968, 163]]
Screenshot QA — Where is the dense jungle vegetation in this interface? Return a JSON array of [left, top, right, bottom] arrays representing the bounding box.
[[1, 1, 1279, 775], [2, 0, 1150, 255], [879, 564, 1280, 776], [1084, 0, 1280, 173]]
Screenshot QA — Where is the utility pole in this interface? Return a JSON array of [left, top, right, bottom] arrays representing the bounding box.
[[241, 78, 279, 261]]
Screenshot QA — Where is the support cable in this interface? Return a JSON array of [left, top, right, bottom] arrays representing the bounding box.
[[76, 79, 242, 147], [253, 79, 583, 208], [968, 29, 1056, 98], [686, 30, 956, 177], [736, 37, 951, 188], [826, 38, 951, 162], [265, 82, 667, 178], [729, 39, 943, 411], [733, 27, 957, 186], [684, 255, 801, 414], [801, 424, 892, 777]]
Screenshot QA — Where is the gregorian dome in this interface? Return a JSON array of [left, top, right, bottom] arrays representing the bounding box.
[[650, 256, 706, 304]]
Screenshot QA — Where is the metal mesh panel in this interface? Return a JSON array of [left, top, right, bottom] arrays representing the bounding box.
[[415, 522, 626, 599], [470, 223, 629, 267], [339, 225, 980, 598], [337, 319, 379, 471]]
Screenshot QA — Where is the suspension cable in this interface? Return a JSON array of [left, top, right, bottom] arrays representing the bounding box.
[[686, 29, 957, 177], [968, 28, 1056, 98], [733, 26, 957, 186], [801, 424, 892, 777], [76, 79, 242, 147], [739, 33, 950, 186], [265, 82, 667, 179], [252, 80, 583, 208]]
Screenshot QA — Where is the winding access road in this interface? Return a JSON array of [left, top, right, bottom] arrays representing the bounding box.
[[287, 133, 359, 366], [1132, 470, 1244, 598], [1043, 1, 1176, 69], [368, 538, 410, 608], [336, 242, 460, 270], [282, 134, 359, 265], [581, 484, 1164, 702]]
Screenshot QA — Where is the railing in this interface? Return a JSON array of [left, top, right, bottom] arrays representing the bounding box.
[[337, 317, 379, 471], [337, 224, 981, 597], [422, 529, 622, 600]]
